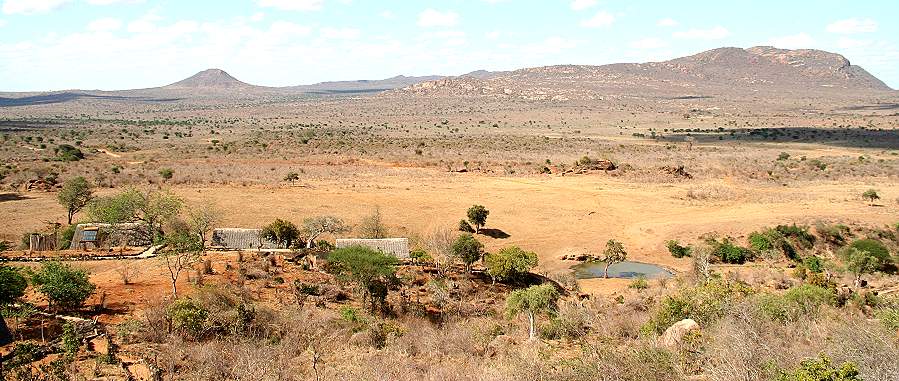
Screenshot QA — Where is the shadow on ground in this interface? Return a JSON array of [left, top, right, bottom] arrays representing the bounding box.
[[661, 127, 899, 150], [0, 92, 181, 107], [479, 228, 511, 239]]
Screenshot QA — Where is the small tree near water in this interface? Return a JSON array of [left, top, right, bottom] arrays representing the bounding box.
[[600, 239, 628, 278]]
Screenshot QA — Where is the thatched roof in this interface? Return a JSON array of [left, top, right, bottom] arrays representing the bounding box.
[[335, 238, 410, 259], [210, 228, 279, 250], [72, 223, 149, 247]]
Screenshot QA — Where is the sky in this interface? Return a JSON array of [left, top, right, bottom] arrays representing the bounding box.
[[0, 0, 897, 92]]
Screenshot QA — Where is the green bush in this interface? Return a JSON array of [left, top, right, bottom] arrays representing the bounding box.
[[55, 144, 84, 162], [842, 239, 893, 271], [642, 278, 753, 335], [629, 276, 649, 290], [775, 224, 816, 249], [30, 261, 96, 312], [755, 285, 834, 323], [802, 256, 825, 273], [483, 246, 538, 283], [168, 299, 208, 338], [666, 240, 691, 258], [707, 237, 753, 264], [777, 355, 861, 381]]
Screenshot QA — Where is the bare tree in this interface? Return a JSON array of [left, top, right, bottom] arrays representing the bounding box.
[[425, 226, 455, 276], [188, 202, 222, 250], [303, 216, 349, 248], [357, 207, 388, 239], [160, 231, 202, 297]]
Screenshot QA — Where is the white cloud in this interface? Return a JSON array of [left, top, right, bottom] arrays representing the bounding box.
[[657, 18, 678, 27], [255, 0, 322, 11], [87, 17, 122, 32], [379, 10, 394, 19], [630, 37, 667, 50], [2, 0, 71, 15], [320, 27, 359, 40], [417, 9, 458, 28], [826, 18, 877, 34], [250, 12, 265, 22], [485, 30, 502, 40], [836, 37, 872, 50], [570, 0, 596, 11], [673, 26, 730, 40], [86, 0, 145, 5], [768, 32, 815, 49], [580, 11, 614, 28]]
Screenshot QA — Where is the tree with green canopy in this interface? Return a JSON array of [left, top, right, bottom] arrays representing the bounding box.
[[326, 245, 398, 311], [452, 233, 484, 272], [862, 189, 880, 205], [57, 176, 93, 225], [600, 239, 628, 278], [30, 261, 95, 313], [484, 246, 538, 283], [88, 188, 183, 244], [466, 205, 489, 233], [0, 265, 28, 345], [505, 284, 559, 340], [261, 218, 301, 249]]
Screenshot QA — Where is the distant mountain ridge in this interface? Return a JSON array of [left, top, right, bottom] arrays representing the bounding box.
[[392, 46, 892, 100], [0, 46, 892, 104]]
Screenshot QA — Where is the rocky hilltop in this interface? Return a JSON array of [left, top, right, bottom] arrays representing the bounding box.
[[392, 46, 892, 101]]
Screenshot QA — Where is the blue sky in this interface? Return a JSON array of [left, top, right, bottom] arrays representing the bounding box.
[[0, 0, 896, 91]]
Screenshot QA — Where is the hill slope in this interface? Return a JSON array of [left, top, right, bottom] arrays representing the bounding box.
[[392, 46, 892, 100]]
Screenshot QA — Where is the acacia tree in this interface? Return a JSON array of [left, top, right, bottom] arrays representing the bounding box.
[[326, 246, 398, 312], [862, 189, 880, 205], [358, 208, 388, 239], [467, 205, 489, 233], [160, 230, 203, 297], [453, 233, 484, 273], [505, 284, 559, 341], [284, 172, 300, 185], [88, 188, 183, 244], [303, 216, 348, 248], [261, 219, 301, 249], [188, 202, 222, 250], [0, 265, 28, 345], [57, 176, 93, 225], [484, 246, 538, 284], [601, 239, 628, 278]]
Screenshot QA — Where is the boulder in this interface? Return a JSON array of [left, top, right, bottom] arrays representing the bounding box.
[[660, 318, 700, 347]]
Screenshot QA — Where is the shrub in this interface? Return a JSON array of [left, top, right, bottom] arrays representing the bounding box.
[[707, 237, 753, 264], [748, 231, 776, 252], [775, 224, 815, 249], [168, 299, 208, 338], [755, 285, 834, 323], [484, 246, 538, 283], [326, 246, 398, 311], [642, 278, 753, 334], [0, 265, 28, 305], [457, 219, 475, 233], [816, 223, 850, 245], [666, 240, 691, 258], [777, 355, 861, 381], [841, 239, 893, 272], [30, 261, 96, 312], [629, 276, 649, 290], [55, 144, 84, 162], [803, 256, 825, 274]]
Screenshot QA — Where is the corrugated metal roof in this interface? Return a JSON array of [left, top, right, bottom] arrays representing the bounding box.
[[335, 238, 410, 259], [210, 228, 279, 250]]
